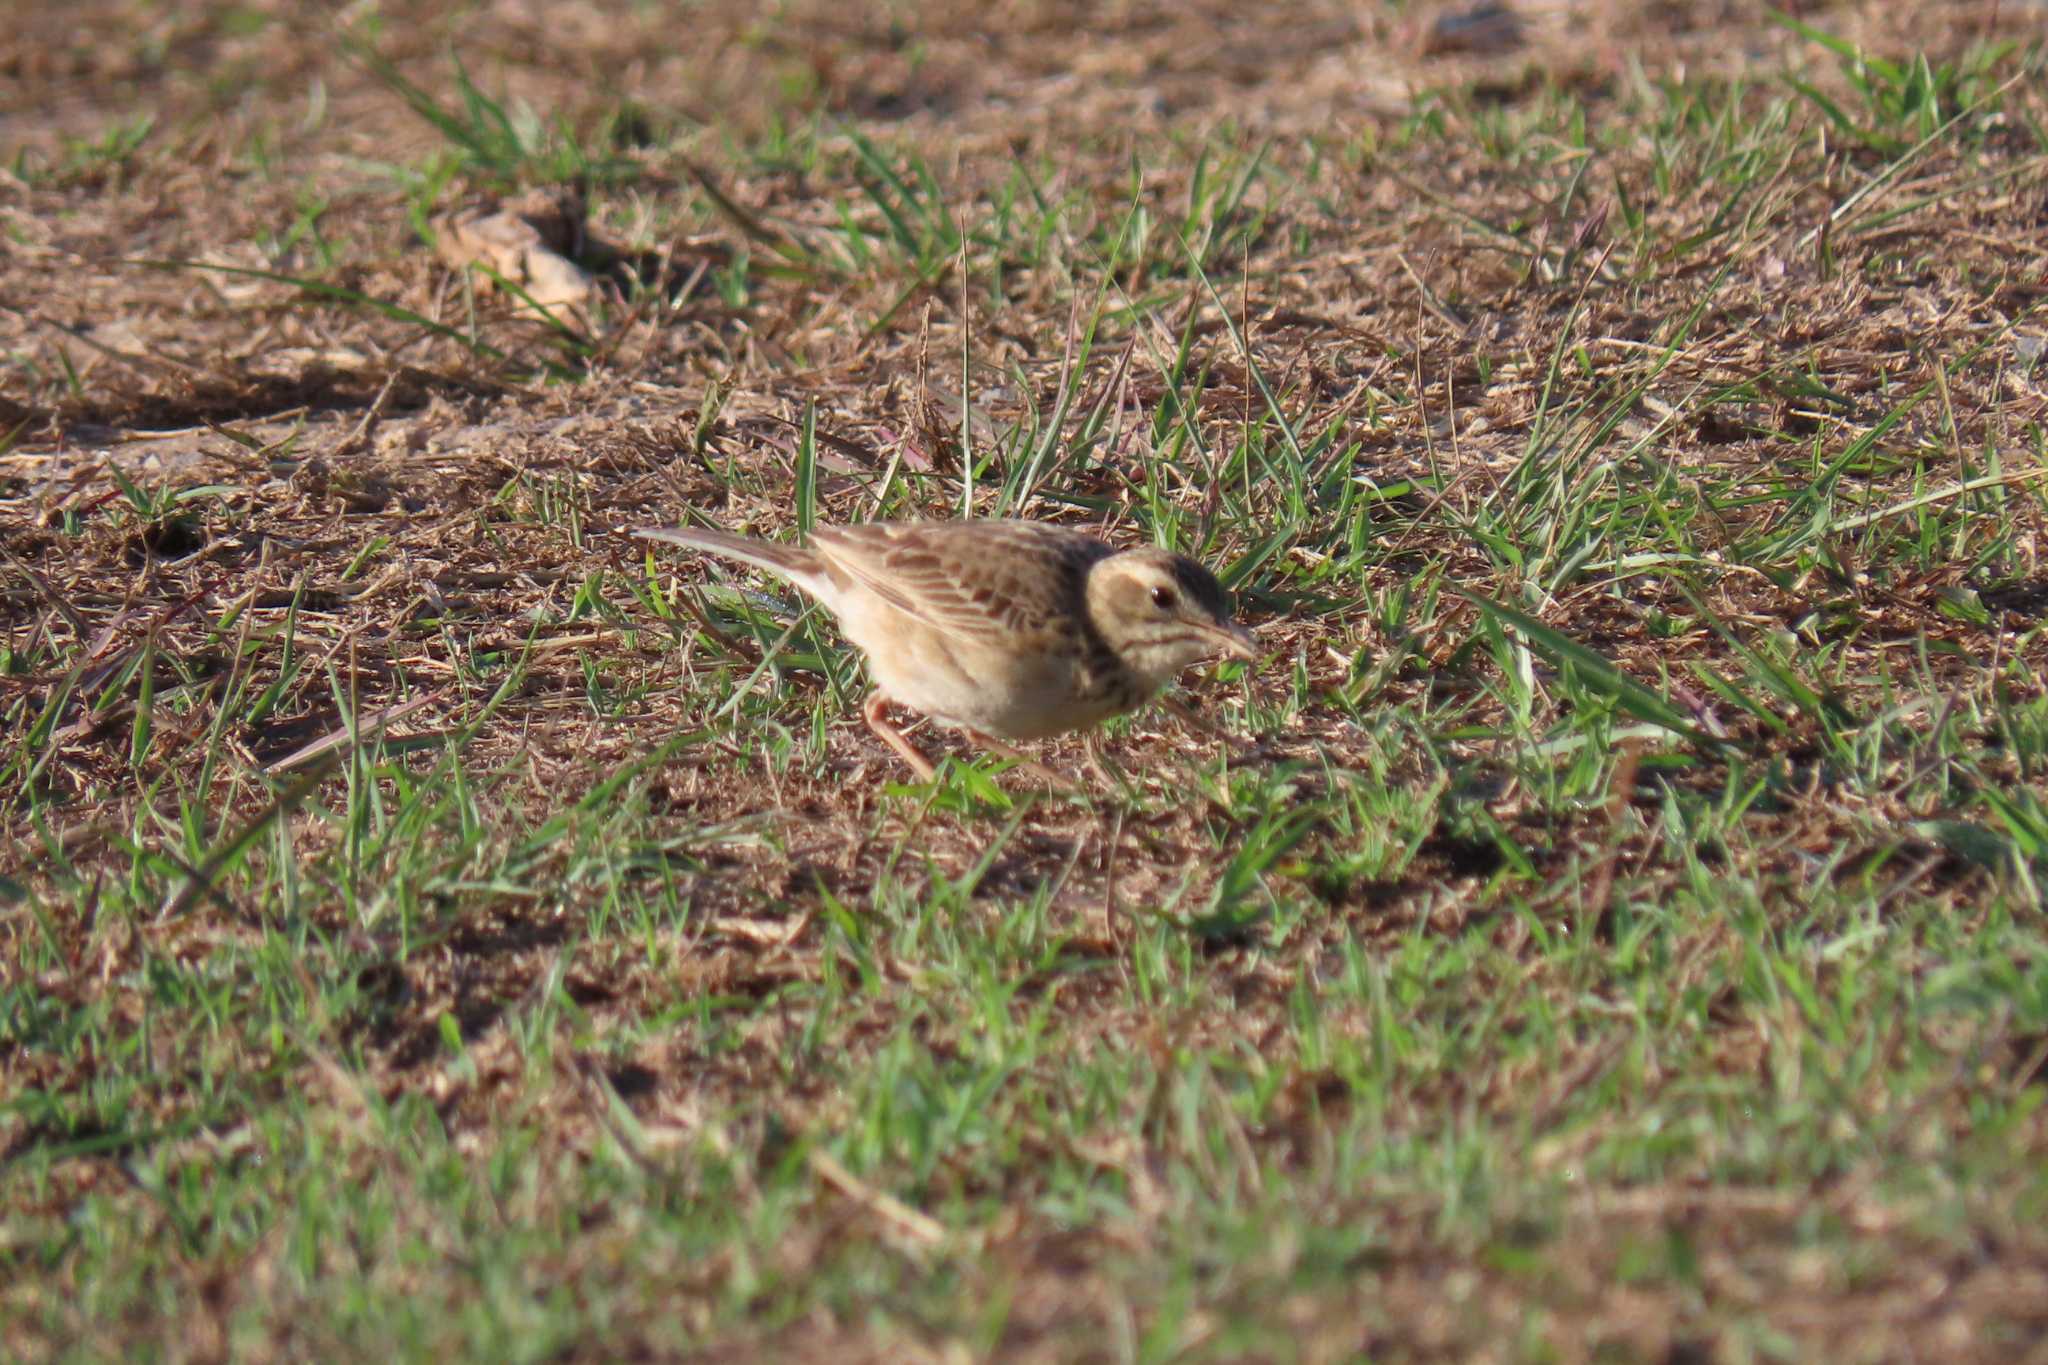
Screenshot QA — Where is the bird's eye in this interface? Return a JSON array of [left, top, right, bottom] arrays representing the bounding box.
[[1150, 585, 1176, 609]]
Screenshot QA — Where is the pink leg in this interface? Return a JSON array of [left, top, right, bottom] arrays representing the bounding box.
[[862, 693, 937, 781]]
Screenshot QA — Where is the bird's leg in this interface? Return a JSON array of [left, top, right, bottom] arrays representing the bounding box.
[[862, 693, 938, 781]]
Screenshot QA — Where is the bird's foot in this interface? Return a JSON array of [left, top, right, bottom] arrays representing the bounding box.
[[862, 693, 938, 782]]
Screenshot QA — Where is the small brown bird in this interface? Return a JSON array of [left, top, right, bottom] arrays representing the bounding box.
[[636, 519, 1258, 780]]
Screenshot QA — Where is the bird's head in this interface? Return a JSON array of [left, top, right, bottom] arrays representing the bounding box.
[[1086, 546, 1257, 688]]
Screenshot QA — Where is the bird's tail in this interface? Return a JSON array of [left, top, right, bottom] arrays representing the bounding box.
[[634, 525, 823, 585]]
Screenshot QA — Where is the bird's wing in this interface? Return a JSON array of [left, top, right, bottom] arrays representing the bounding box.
[[809, 521, 1111, 643]]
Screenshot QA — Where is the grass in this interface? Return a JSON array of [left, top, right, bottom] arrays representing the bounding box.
[[5, 1, 2048, 1360]]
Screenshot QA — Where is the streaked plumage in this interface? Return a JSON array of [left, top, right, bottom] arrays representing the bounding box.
[[635, 518, 1257, 779]]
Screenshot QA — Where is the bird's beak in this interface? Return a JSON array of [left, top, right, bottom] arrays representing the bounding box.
[[1211, 621, 1259, 660]]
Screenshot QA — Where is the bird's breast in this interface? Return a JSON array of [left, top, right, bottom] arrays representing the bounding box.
[[835, 598, 1147, 740]]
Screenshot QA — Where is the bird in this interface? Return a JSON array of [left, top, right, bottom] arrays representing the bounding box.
[[634, 518, 1258, 781]]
